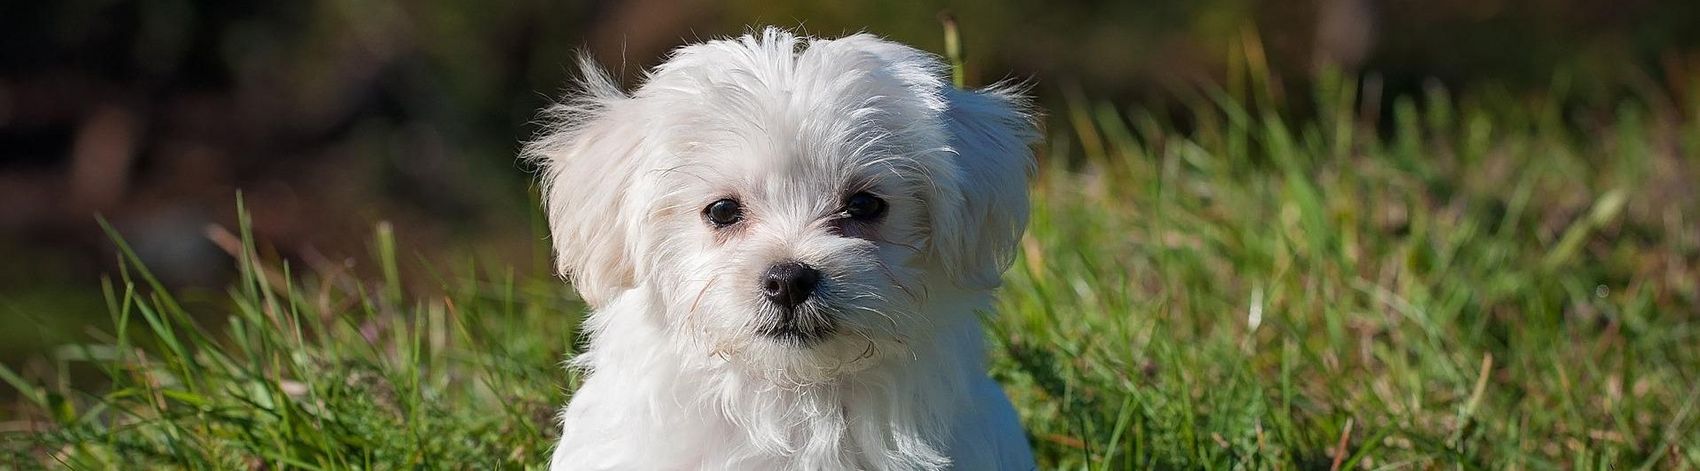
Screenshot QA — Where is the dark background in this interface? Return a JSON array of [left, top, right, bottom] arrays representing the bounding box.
[[2, 0, 1698, 360]]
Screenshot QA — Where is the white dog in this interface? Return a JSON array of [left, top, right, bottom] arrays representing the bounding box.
[[528, 28, 1038, 470]]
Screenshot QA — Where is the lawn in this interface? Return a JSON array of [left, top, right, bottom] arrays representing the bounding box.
[[3, 72, 1698, 469]]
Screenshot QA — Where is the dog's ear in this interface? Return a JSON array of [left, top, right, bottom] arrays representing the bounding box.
[[525, 57, 647, 307], [930, 86, 1039, 290]]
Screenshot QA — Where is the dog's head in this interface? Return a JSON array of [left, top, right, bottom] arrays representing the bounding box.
[[528, 29, 1036, 382]]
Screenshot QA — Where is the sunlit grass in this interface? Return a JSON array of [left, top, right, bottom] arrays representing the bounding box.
[[997, 73, 1700, 468], [2, 204, 579, 469]]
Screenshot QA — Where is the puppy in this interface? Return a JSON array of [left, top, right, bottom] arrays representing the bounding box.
[[528, 28, 1038, 470]]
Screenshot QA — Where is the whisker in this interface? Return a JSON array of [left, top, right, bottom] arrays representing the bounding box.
[[689, 278, 718, 315]]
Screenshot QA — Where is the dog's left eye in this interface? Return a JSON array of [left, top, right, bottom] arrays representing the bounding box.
[[843, 192, 886, 221], [704, 199, 744, 227]]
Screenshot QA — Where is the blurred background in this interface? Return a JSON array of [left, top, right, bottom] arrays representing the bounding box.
[[2, 0, 1698, 363]]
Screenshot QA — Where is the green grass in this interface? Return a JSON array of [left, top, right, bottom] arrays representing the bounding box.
[[5, 76, 1700, 469], [999, 78, 1700, 468]]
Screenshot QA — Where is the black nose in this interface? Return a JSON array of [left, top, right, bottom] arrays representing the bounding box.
[[761, 261, 820, 308]]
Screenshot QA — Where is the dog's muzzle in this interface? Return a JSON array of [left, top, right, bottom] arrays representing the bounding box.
[[762, 261, 819, 307], [758, 261, 835, 344]]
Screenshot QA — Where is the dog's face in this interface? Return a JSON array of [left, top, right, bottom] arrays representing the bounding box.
[[529, 30, 1036, 382]]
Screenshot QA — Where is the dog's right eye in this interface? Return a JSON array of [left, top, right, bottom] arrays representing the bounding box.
[[704, 199, 743, 227]]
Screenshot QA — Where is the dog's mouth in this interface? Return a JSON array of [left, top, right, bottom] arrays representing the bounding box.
[[756, 307, 838, 347]]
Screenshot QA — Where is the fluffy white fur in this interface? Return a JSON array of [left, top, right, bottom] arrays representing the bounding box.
[[528, 28, 1038, 470]]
